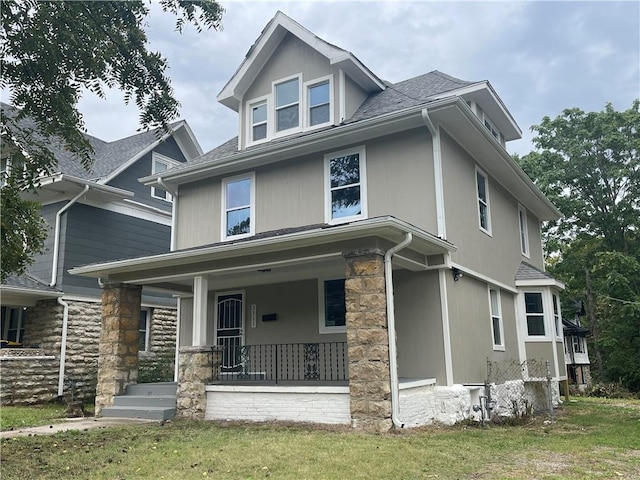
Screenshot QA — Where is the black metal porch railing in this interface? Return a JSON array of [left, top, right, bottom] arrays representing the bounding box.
[[215, 342, 348, 383]]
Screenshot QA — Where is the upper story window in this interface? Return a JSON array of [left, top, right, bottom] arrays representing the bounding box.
[[324, 146, 367, 224], [524, 292, 545, 336], [319, 278, 346, 334], [305, 76, 332, 128], [475, 167, 491, 234], [0, 157, 9, 187], [518, 204, 530, 257], [573, 336, 585, 354], [552, 294, 561, 338], [483, 114, 500, 140], [151, 153, 180, 202], [222, 172, 255, 240], [489, 288, 504, 350], [251, 100, 268, 142], [275, 77, 300, 133]]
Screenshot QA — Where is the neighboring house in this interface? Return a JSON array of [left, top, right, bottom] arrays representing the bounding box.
[[0, 103, 203, 405], [563, 302, 591, 391], [72, 12, 566, 431]]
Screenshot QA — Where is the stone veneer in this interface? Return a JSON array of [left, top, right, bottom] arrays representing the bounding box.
[[343, 249, 392, 432], [95, 283, 142, 415], [1, 295, 177, 406], [176, 346, 221, 420]]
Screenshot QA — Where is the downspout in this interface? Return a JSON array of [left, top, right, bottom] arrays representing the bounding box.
[[385, 232, 413, 429], [421, 109, 446, 239], [57, 296, 69, 397], [50, 185, 89, 287], [158, 178, 178, 251]]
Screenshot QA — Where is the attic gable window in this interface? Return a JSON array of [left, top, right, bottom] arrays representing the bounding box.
[[483, 114, 500, 140], [324, 146, 367, 224], [251, 101, 268, 142], [518, 204, 530, 257], [222, 172, 255, 240], [306, 77, 331, 127], [151, 153, 180, 202], [275, 76, 300, 132]]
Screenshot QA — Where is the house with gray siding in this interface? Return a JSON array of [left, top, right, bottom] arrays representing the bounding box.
[[1, 103, 203, 405], [72, 12, 566, 430]]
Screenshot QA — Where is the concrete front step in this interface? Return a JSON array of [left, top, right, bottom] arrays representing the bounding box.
[[101, 382, 178, 421], [100, 406, 176, 421]]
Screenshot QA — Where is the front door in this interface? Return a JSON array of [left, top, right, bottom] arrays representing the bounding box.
[[215, 292, 244, 371]]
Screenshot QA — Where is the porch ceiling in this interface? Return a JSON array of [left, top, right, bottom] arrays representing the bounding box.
[[70, 216, 455, 293]]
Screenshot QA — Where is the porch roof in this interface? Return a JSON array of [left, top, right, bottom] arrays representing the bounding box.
[[70, 216, 455, 293]]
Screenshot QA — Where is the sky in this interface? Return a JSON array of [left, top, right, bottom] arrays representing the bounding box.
[[77, 0, 640, 157]]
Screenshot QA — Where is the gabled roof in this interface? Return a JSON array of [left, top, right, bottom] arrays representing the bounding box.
[[1, 102, 202, 184], [217, 11, 386, 111], [0, 273, 62, 306]]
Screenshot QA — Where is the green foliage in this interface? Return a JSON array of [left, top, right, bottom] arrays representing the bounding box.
[[517, 101, 640, 392], [585, 382, 635, 399], [138, 352, 175, 384], [0, 0, 223, 280]]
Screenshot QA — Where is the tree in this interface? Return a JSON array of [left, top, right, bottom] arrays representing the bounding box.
[[517, 100, 640, 391], [0, 0, 223, 281]]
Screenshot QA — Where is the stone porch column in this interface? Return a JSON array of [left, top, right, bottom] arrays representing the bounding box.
[[343, 249, 392, 432], [95, 283, 142, 416], [176, 346, 221, 420]]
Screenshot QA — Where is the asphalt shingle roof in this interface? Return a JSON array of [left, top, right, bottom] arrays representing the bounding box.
[[515, 262, 556, 281], [1, 273, 61, 294]]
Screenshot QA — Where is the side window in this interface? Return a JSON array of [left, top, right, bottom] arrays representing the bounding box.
[[489, 288, 504, 350], [275, 77, 300, 133], [324, 146, 367, 224], [524, 292, 545, 336], [138, 308, 151, 352], [475, 167, 491, 234], [151, 153, 180, 202], [518, 204, 530, 257], [222, 173, 255, 240], [1, 306, 26, 344], [552, 294, 561, 338], [483, 114, 500, 139], [319, 278, 346, 334], [0, 157, 9, 187]]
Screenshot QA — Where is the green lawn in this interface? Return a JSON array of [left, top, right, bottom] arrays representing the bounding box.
[[0, 403, 94, 431], [1, 397, 639, 479]]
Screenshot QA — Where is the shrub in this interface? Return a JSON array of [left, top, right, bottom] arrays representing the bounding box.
[[585, 382, 633, 399], [138, 351, 175, 383]]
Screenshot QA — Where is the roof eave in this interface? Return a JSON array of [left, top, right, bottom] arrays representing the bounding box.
[[515, 278, 566, 290]]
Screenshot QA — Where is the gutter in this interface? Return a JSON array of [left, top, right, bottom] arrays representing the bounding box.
[[158, 178, 178, 250], [384, 232, 413, 429], [50, 185, 89, 287], [57, 296, 69, 397], [421, 109, 446, 239]]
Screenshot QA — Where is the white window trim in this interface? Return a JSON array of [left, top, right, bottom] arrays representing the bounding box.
[[518, 204, 530, 258], [318, 277, 347, 334], [272, 73, 302, 139], [246, 95, 270, 147], [303, 74, 333, 130], [552, 293, 563, 341], [522, 289, 551, 341], [489, 287, 505, 351], [221, 172, 256, 241], [324, 145, 368, 225], [475, 166, 492, 236], [151, 153, 181, 202]]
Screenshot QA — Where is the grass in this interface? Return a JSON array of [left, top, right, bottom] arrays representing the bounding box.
[[0, 403, 95, 431], [1, 397, 638, 479]]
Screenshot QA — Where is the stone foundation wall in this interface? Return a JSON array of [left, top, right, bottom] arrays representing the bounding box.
[[0, 356, 58, 405]]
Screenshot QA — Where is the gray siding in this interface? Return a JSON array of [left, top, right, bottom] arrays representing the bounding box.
[[108, 136, 187, 211], [27, 202, 63, 285], [60, 204, 172, 297]]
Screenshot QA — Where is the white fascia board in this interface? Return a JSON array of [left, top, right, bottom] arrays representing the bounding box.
[[77, 196, 172, 226], [69, 216, 456, 278], [37, 174, 134, 199], [515, 278, 566, 289], [173, 120, 204, 158], [0, 286, 61, 298]]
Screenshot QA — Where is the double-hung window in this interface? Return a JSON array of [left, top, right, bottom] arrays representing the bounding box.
[[552, 294, 561, 338], [319, 278, 346, 333], [325, 146, 367, 224], [518, 204, 530, 257], [151, 153, 180, 202], [489, 289, 504, 350], [138, 308, 151, 352], [275, 77, 300, 133], [306, 78, 331, 127], [222, 173, 255, 240], [1, 306, 25, 344], [476, 167, 491, 234], [524, 292, 545, 336], [250, 100, 268, 142]]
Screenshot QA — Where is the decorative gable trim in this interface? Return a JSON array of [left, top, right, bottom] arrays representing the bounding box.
[[217, 11, 385, 112]]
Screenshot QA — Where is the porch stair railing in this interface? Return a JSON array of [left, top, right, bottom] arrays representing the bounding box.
[[215, 342, 348, 383]]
